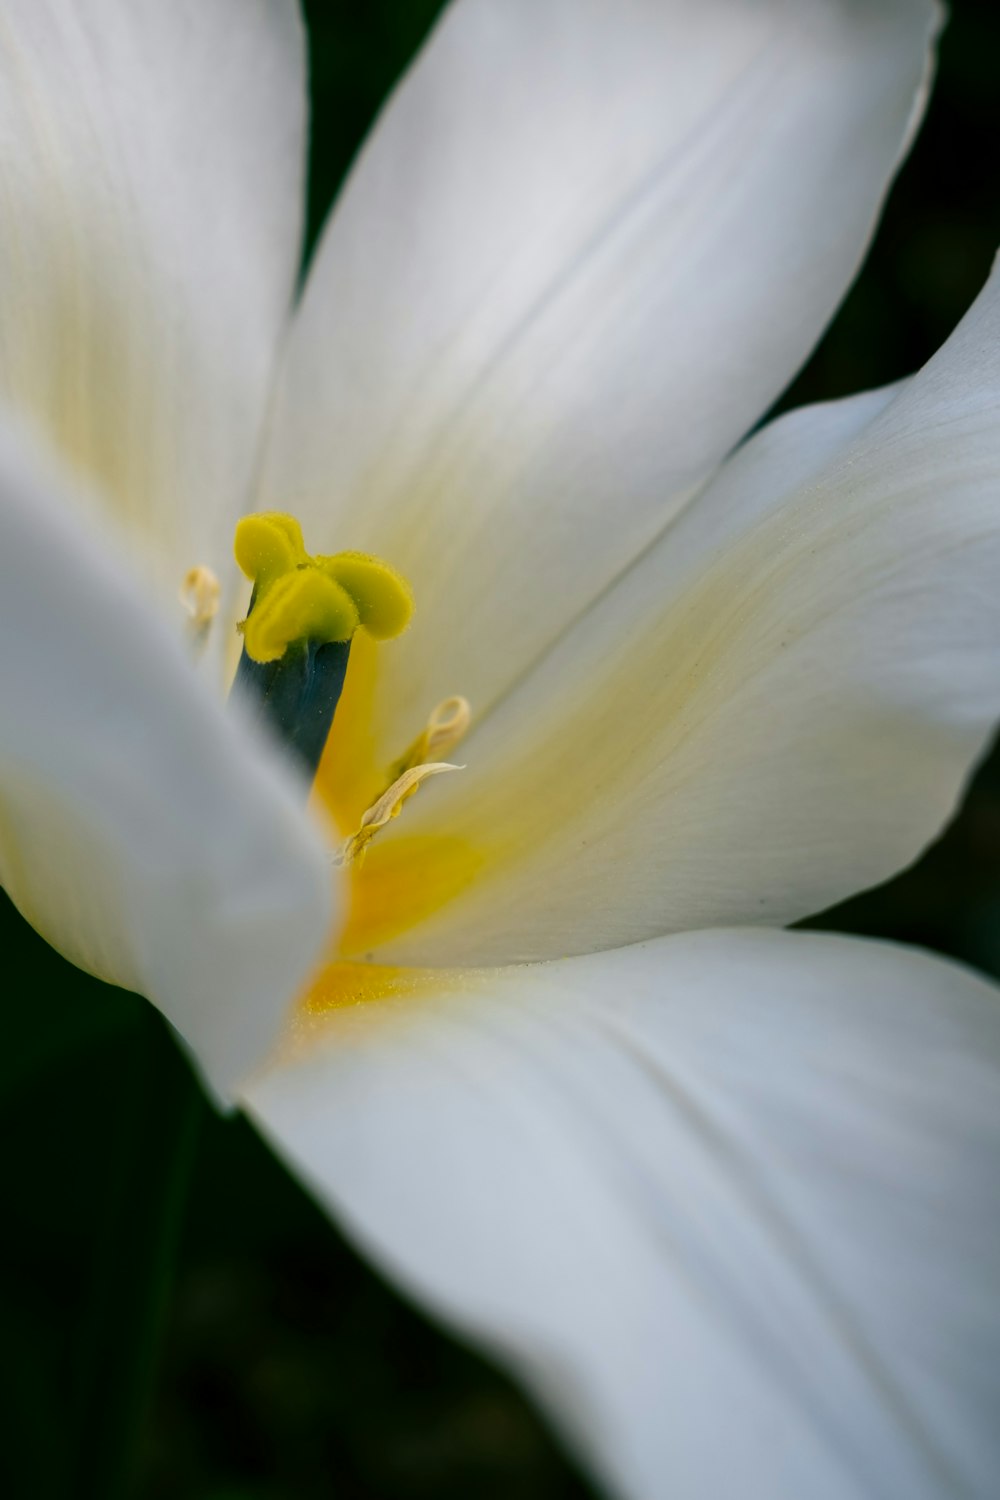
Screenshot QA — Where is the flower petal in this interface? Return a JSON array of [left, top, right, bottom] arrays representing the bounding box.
[[0, 420, 334, 1094], [263, 0, 939, 751], [246, 930, 1000, 1500], [0, 0, 307, 654], [355, 259, 1000, 965]]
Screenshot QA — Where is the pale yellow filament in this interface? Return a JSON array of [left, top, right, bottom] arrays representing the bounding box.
[[388, 695, 472, 785], [335, 762, 463, 867]]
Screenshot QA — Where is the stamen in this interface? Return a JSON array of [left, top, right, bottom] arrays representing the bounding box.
[[335, 762, 463, 867], [389, 695, 471, 782], [179, 565, 221, 627]]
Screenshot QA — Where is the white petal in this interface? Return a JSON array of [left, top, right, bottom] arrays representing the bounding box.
[[0, 420, 335, 1095], [350, 259, 1000, 965], [0, 0, 306, 660], [246, 930, 1000, 1500], [263, 0, 938, 751]]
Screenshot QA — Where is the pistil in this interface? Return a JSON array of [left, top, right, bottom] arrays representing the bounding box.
[[230, 512, 412, 782]]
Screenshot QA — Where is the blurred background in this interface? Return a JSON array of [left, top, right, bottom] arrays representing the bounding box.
[[2, 1, 998, 1496]]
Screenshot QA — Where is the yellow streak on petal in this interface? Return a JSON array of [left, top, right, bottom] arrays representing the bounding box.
[[311, 644, 483, 954], [301, 959, 451, 1014], [281, 958, 500, 1061], [313, 628, 383, 834], [337, 833, 486, 956]]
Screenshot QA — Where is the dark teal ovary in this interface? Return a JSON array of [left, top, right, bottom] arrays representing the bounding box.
[[233, 636, 351, 782]]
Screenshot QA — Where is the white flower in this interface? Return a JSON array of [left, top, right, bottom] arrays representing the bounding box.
[[1, 2, 999, 1496]]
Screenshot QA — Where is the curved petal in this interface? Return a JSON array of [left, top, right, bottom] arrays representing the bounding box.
[[0, 420, 335, 1095], [343, 259, 1000, 966], [246, 930, 1000, 1500], [263, 0, 939, 751], [0, 0, 307, 667]]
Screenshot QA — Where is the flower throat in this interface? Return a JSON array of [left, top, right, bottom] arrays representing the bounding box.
[[230, 511, 468, 865]]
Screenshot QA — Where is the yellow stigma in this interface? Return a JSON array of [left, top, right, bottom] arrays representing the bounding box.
[[242, 569, 359, 664], [317, 551, 414, 642], [234, 512, 307, 590], [234, 512, 414, 664]]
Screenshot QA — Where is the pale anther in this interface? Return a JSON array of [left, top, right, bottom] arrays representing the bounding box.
[[180, 565, 221, 645], [389, 695, 472, 784], [335, 763, 463, 868]]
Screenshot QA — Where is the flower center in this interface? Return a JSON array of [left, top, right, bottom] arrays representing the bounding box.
[[231, 512, 468, 872]]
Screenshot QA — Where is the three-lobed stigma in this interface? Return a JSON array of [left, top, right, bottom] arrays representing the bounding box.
[[234, 512, 413, 664]]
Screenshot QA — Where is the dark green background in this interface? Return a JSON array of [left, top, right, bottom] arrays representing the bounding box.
[[3, 2, 998, 1496]]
